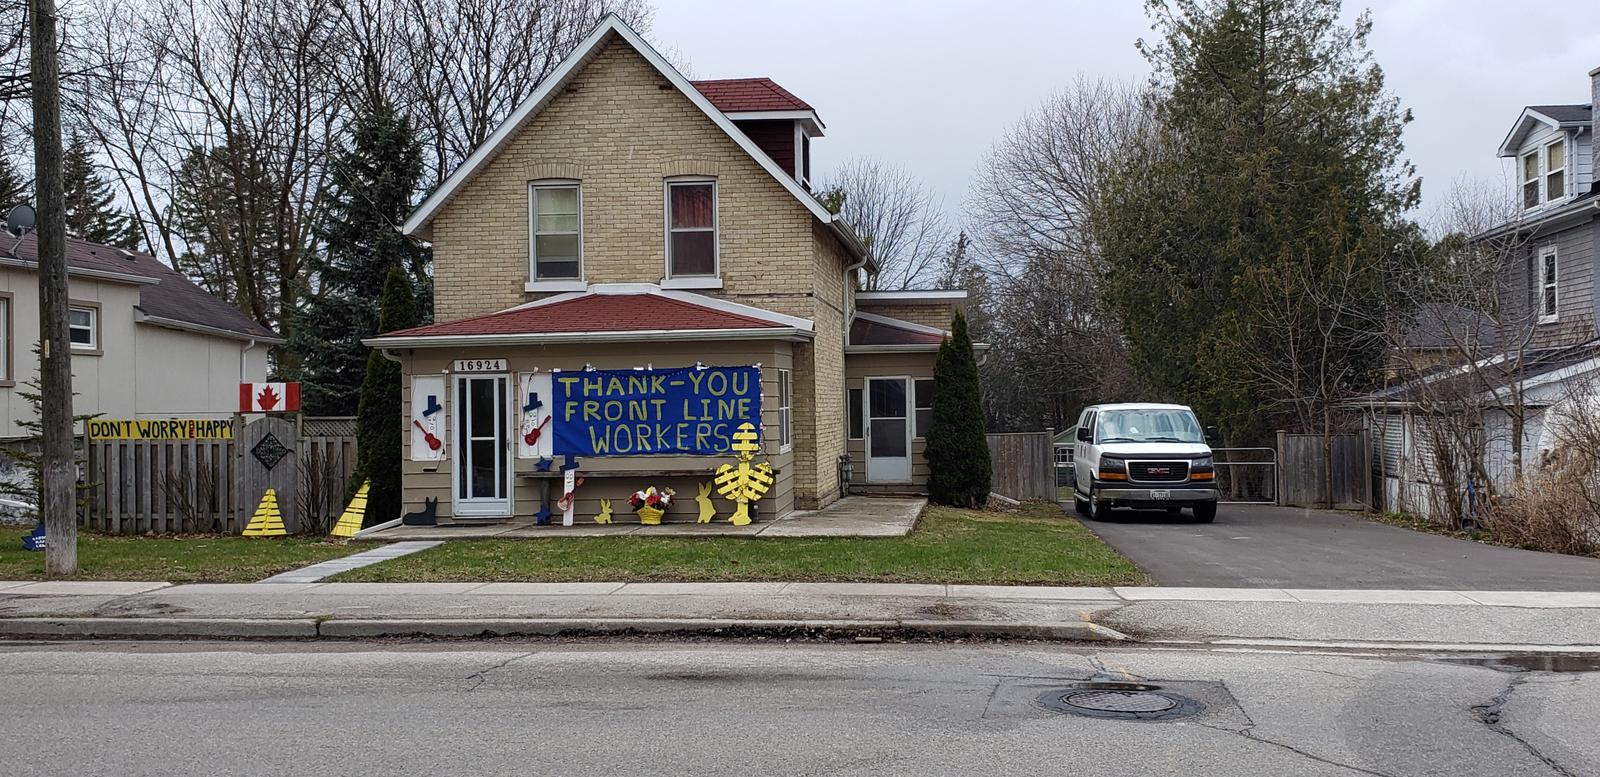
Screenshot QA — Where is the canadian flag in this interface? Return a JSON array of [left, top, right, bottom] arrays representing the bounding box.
[[240, 382, 301, 413]]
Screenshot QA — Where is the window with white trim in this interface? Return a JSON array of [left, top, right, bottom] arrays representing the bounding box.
[[1539, 245, 1558, 322], [1522, 151, 1540, 209], [913, 379, 934, 438], [777, 369, 792, 451], [529, 182, 581, 280], [666, 179, 717, 277], [69, 306, 98, 350], [0, 295, 10, 381], [1545, 140, 1565, 202]]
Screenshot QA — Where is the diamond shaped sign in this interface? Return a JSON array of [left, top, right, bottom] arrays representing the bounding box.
[[251, 432, 291, 470]]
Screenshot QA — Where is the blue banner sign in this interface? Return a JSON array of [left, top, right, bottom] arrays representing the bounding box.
[[552, 366, 762, 456]]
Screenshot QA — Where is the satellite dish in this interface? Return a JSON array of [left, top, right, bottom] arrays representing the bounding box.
[[5, 204, 35, 236]]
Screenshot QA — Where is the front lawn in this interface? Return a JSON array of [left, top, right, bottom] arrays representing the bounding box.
[[0, 527, 361, 582], [334, 502, 1147, 586]]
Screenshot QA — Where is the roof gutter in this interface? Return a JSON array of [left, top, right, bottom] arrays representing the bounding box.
[[1473, 197, 1600, 241], [0, 255, 160, 286], [365, 326, 815, 350], [135, 311, 285, 344]]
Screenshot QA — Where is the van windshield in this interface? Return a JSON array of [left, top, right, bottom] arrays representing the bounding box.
[[1096, 409, 1204, 444]]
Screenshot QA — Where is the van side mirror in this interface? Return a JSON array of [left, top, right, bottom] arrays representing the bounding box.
[[1075, 426, 1092, 442], [1204, 425, 1219, 442]]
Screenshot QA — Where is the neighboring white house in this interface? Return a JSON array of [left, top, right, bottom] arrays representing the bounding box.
[[0, 232, 279, 439], [1358, 65, 1600, 516]]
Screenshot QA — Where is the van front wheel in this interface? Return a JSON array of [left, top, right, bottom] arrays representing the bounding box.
[[1193, 502, 1217, 523]]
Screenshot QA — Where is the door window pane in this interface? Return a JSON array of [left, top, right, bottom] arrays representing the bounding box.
[[869, 379, 906, 418], [871, 419, 908, 458]]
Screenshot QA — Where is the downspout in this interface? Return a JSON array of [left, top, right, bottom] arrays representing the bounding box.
[[239, 338, 256, 382]]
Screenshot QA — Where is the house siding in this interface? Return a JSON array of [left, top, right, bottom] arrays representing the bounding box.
[[1524, 217, 1599, 347]]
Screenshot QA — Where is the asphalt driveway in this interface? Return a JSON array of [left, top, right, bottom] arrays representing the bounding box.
[[1073, 502, 1600, 590]]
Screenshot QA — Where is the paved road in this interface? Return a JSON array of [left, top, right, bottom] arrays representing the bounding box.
[[2, 640, 1595, 776], [1075, 503, 1600, 589]]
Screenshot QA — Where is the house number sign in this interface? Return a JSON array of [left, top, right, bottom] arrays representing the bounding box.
[[454, 358, 507, 373]]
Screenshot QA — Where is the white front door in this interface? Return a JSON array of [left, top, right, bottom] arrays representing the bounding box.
[[865, 376, 912, 483], [454, 374, 512, 517]]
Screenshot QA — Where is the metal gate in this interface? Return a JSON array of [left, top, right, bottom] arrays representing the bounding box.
[[1213, 447, 1277, 504]]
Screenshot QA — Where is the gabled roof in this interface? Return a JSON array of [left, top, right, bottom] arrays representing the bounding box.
[[365, 284, 814, 348], [1, 233, 280, 342], [691, 77, 812, 113], [400, 14, 859, 265], [1498, 104, 1592, 157]]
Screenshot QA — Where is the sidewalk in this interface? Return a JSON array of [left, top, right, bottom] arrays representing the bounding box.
[[4, 580, 1599, 649]]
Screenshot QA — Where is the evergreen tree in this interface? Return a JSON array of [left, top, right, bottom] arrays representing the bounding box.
[[290, 99, 430, 415], [356, 266, 418, 526], [1094, 0, 1419, 442], [62, 134, 136, 248], [0, 152, 27, 211], [925, 311, 991, 507]]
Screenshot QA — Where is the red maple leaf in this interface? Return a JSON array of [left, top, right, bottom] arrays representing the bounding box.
[[257, 385, 280, 411]]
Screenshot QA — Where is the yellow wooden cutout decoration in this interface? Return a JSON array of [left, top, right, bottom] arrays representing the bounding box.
[[714, 422, 774, 526], [695, 481, 716, 523], [329, 481, 369, 538], [594, 498, 613, 525], [242, 488, 287, 537]]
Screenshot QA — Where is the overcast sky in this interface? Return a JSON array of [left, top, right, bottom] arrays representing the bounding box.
[[653, 0, 1600, 230]]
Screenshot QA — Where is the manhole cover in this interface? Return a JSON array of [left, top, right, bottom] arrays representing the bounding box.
[[1065, 690, 1178, 713], [1037, 682, 1205, 721]]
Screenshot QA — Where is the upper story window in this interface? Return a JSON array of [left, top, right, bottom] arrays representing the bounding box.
[[1545, 141, 1565, 202], [529, 182, 581, 281], [69, 305, 99, 351], [1539, 245, 1558, 323], [1521, 139, 1568, 210], [666, 179, 717, 278]]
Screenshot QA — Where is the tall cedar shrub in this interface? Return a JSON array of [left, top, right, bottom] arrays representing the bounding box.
[[355, 267, 417, 525], [290, 99, 430, 415], [926, 311, 991, 506]]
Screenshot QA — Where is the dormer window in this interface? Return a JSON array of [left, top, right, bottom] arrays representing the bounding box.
[[666, 178, 718, 278], [1544, 141, 1565, 202], [1522, 152, 1540, 209]]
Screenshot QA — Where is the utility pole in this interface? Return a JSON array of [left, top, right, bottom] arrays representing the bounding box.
[[30, 0, 76, 575]]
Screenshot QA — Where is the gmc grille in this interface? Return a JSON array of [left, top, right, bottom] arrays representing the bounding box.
[[1129, 461, 1189, 483]]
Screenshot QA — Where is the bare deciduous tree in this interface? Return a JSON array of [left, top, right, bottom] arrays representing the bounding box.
[[821, 157, 951, 291]]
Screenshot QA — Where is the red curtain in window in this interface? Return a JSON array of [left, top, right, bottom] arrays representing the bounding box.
[[670, 183, 714, 229]]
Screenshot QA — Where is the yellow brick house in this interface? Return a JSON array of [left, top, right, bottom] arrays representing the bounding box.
[[366, 15, 966, 526]]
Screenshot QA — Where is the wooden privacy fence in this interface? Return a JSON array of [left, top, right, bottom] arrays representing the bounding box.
[[987, 430, 1057, 501], [83, 417, 358, 535], [1276, 430, 1372, 510]]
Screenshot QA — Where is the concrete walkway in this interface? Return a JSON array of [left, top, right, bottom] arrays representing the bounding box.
[[4, 581, 1600, 648], [259, 541, 442, 583], [357, 496, 925, 540], [1078, 502, 1600, 590]]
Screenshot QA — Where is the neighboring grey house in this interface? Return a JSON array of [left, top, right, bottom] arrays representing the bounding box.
[[0, 233, 279, 439], [1360, 65, 1600, 515]]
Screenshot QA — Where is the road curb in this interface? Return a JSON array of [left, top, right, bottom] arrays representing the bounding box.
[[0, 617, 318, 639], [0, 616, 1125, 642]]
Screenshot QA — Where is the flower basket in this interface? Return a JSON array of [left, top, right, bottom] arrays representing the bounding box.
[[629, 486, 675, 526]]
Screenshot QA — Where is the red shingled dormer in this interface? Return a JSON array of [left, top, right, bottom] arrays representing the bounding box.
[[692, 77, 824, 187]]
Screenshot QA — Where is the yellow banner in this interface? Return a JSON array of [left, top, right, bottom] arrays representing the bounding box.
[[86, 418, 236, 441]]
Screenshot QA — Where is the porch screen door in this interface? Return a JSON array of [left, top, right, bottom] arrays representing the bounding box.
[[454, 374, 511, 517], [865, 377, 912, 483]]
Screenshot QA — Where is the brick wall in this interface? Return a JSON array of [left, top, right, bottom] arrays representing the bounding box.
[[855, 301, 957, 331], [430, 37, 816, 321]]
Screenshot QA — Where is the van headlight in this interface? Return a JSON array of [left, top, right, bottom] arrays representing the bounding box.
[[1193, 456, 1213, 469]]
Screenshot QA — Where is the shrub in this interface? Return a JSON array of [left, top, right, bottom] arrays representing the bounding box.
[[926, 311, 991, 507]]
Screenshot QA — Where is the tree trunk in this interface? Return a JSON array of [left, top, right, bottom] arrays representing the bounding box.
[[30, 0, 76, 576]]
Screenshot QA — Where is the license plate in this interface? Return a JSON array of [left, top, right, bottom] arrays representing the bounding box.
[[1151, 490, 1170, 500]]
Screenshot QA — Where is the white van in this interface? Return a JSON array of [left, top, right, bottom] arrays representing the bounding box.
[[1069, 403, 1218, 522]]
